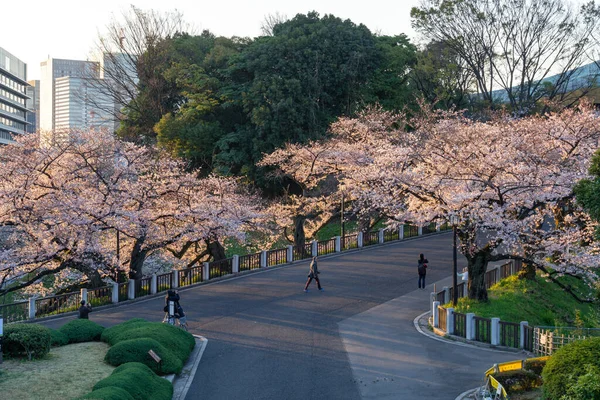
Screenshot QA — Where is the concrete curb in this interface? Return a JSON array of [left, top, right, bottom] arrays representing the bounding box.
[[455, 388, 479, 400], [171, 335, 208, 400]]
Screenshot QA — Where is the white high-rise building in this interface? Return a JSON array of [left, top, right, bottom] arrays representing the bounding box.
[[54, 76, 114, 131]]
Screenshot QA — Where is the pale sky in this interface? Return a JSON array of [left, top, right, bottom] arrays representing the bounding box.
[[3, 0, 421, 81]]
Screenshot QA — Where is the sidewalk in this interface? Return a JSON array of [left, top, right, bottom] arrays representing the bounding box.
[[337, 275, 527, 400]]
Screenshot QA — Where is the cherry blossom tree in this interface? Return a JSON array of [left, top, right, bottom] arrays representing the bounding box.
[[267, 103, 600, 300], [0, 130, 261, 296]]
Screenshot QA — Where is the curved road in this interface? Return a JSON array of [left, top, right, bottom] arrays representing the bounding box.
[[44, 233, 523, 399]]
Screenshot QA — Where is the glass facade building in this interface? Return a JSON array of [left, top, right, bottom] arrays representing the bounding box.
[[0, 47, 30, 144]]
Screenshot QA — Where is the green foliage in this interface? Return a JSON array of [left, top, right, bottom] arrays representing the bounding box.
[[59, 319, 105, 343], [50, 329, 69, 347], [524, 358, 547, 376], [453, 273, 600, 327], [3, 323, 52, 360], [493, 370, 542, 394], [103, 321, 194, 361], [93, 362, 173, 400], [79, 386, 135, 400], [104, 337, 183, 375], [542, 337, 600, 399], [560, 364, 600, 400], [575, 149, 600, 237], [101, 318, 149, 344]]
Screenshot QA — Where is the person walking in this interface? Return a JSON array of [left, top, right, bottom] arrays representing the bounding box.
[[417, 253, 429, 289], [304, 256, 324, 292], [78, 300, 92, 319]]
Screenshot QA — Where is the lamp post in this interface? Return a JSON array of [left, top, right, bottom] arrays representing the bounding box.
[[451, 215, 459, 306]]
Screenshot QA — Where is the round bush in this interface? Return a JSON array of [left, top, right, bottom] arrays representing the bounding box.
[[50, 329, 69, 347], [524, 357, 547, 376], [107, 322, 194, 362], [59, 319, 104, 343], [93, 362, 173, 400], [493, 370, 542, 393], [3, 323, 52, 360], [101, 319, 149, 344], [79, 386, 135, 400], [542, 337, 600, 399], [104, 337, 183, 375]]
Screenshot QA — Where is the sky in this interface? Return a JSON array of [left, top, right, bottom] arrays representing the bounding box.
[[3, 0, 421, 81]]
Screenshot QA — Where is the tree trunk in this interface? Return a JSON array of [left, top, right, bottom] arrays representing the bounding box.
[[467, 249, 491, 301], [129, 238, 148, 279], [519, 261, 536, 280], [293, 215, 308, 258], [207, 239, 226, 261]]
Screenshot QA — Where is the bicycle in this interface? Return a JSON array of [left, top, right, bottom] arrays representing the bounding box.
[[162, 313, 188, 331]]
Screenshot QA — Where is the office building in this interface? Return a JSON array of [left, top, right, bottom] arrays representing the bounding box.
[[26, 80, 40, 133], [0, 47, 29, 144], [54, 76, 114, 131]]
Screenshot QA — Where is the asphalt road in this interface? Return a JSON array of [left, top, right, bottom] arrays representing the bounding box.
[[43, 233, 520, 399]]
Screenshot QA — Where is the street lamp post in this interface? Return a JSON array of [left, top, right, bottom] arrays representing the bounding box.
[[451, 216, 458, 306]]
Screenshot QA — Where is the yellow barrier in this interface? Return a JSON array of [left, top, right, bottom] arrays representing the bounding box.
[[488, 376, 508, 398]]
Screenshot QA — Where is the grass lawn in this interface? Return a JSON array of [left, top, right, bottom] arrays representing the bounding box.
[[453, 273, 600, 327], [0, 342, 114, 400]]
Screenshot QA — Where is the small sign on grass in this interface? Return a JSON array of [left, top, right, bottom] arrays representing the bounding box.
[[148, 349, 161, 363]]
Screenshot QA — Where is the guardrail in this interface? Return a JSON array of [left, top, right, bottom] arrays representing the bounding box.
[[3, 222, 449, 322]]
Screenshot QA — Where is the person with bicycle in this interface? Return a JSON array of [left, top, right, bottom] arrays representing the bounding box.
[[163, 290, 187, 330]]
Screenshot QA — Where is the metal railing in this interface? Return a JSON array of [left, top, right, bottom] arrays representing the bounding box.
[[208, 258, 233, 278], [267, 248, 287, 266], [454, 312, 467, 338], [35, 291, 81, 318], [383, 229, 399, 242], [239, 252, 261, 271], [179, 265, 203, 287], [342, 234, 358, 250], [474, 316, 491, 343], [135, 277, 152, 297], [436, 290, 445, 304], [422, 223, 436, 235], [87, 286, 112, 307], [317, 238, 336, 256], [363, 231, 379, 246], [485, 268, 500, 289], [157, 272, 173, 292], [293, 244, 313, 261], [404, 224, 418, 238], [499, 320, 520, 348], [118, 283, 128, 301], [0, 301, 28, 323]]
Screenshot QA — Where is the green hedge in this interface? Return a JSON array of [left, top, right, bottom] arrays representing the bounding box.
[[103, 321, 194, 361], [493, 370, 542, 394], [92, 362, 172, 400], [104, 337, 183, 375], [79, 386, 135, 400], [3, 324, 52, 360], [101, 319, 150, 344], [524, 357, 547, 376], [59, 319, 105, 343], [50, 329, 69, 347], [542, 337, 600, 399]]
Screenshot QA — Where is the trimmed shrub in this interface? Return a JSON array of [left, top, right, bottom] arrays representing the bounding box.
[[524, 357, 547, 376], [561, 364, 600, 400], [542, 337, 600, 399], [50, 329, 69, 347], [106, 322, 194, 362], [101, 319, 149, 344], [93, 362, 172, 400], [79, 386, 135, 400], [104, 337, 182, 375], [3, 323, 52, 360], [59, 319, 105, 343], [493, 370, 542, 393]]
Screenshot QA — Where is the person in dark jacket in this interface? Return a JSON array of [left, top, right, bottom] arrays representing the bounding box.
[[164, 289, 181, 314], [304, 256, 324, 292], [78, 300, 92, 319], [418, 253, 429, 289]]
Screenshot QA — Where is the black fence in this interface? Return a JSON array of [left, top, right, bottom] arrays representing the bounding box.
[[118, 283, 128, 301], [342, 234, 358, 250], [87, 286, 112, 306], [0, 301, 28, 323], [383, 229, 399, 242], [454, 312, 467, 338], [500, 320, 520, 348], [239, 252, 261, 271], [474, 316, 492, 343], [363, 231, 379, 246], [135, 277, 152, 297], [404, 224, 418, 238], [179, 264, 203, 287], [267, 248, 287, 266], [293, 244, 313, 261], [317, 238, 336, 256], [208, 258, 233, 278], [35, 291, 81, 318], [157, 272, 173, 292]]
